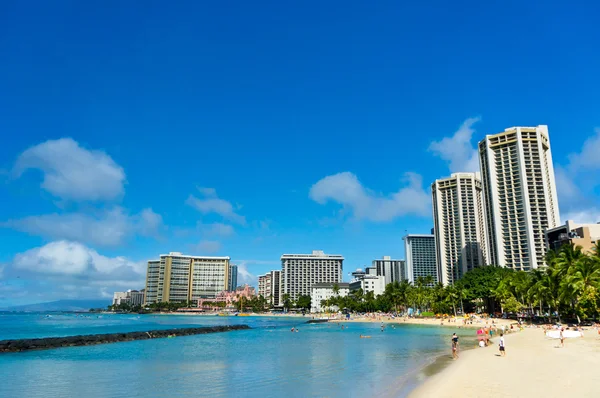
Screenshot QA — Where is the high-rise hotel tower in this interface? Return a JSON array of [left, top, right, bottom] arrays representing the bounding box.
[[281, 250, 343, 301], [145, 252, 231, 304], [432, 172, 487, 285], [478, 125, 560, 270]]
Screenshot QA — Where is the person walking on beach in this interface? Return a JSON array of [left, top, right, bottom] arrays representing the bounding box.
[[451, 333, 459, 359], [499, 333, 506, 356], [560, 328, 565, 348]]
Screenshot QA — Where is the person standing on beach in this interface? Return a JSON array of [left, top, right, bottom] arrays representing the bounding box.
[[499, 333, 506, 356]]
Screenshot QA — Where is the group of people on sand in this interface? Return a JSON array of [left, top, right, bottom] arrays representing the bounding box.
[[452, 327, 507, 359]]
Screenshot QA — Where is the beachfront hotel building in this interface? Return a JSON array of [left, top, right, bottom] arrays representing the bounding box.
[[144, 252, 231, 304], [546, 220, 600, 254], [281, 250, 344, 301], [372, 256, 407, 284], [310, 282, 349, 313], [403, 234, 438, 285], [432, 172, 487, 285], [113, 290, 145, 306], [479, 125, 560, 270], [228, 264, 238, 291], [257, 270, 282, 307], [258, 273, 271, 300], [349, 275, 386, 297]]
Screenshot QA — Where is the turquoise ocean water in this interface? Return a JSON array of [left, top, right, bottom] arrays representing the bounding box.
[[0, 313, 454, 398]]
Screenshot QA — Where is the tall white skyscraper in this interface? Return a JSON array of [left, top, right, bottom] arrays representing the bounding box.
[[479, 125, 560, 270], [281, 250, 343, 301], [432, 172, 487, 285]]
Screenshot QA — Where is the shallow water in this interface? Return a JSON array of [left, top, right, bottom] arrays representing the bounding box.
[[0, 313, 457, 397]]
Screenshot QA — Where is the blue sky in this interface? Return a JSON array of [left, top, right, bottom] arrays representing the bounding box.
[[1, 1, 600, 305]]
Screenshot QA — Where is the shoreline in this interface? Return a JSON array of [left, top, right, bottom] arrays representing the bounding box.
[[330, 315, 515, 329], [409, 326, 600, 397]]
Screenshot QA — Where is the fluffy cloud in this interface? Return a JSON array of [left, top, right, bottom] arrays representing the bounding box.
[[3, 207, 162, 247], [566, 128, 600, 170], [561, 209, 600, 224], [309, 171, 430, 222], [555, 127, 600, 222], [7, 241, 145, 300], [186, 188, 246, 225], [194, 240, 222, 254], [234, 261, 259, 287], [200, 222, 235, 237], [12, 138, 126, 201], [429, 117, 481, 173]]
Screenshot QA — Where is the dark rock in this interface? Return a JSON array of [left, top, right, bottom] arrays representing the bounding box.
[[0, 325, 250, 353]]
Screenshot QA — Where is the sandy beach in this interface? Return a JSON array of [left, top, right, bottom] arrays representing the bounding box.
[[410, 326, 600, 397], [330, 315, 515, 329]]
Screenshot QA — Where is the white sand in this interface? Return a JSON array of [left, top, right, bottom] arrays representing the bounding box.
[[410, 327, 600, 397]]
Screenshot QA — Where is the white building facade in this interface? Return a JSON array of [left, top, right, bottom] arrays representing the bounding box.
[[479, 125, 560, 270], [281, 250, 344, 301], [257, 270, 282, 307], [372, 256, 407, 284], [349, 275, 386, 297], [403, 234, 438, 284], [112, 290, 145, 306], [310, 282, 349, 313], [432, 172, 487, 285]]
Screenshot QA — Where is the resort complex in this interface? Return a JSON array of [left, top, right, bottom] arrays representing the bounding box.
[[115, 125, 599, 319]]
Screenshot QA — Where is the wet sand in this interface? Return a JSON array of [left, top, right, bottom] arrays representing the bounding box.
[[410, 326, 600, 397]]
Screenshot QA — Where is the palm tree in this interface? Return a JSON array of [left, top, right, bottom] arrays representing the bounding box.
[[364, 291, 375, 312], [566, 255, 600, 320]]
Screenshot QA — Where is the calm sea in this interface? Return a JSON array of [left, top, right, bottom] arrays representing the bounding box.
[[0, 313, 454, 398]]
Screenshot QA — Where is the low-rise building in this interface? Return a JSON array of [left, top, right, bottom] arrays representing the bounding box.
[[546, 220, 600, 254], [349, 275, 386, 297], [310, 282, 349, 313]]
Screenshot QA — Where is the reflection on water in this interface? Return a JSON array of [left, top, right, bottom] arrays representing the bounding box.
[[0, 314, 456, 397]]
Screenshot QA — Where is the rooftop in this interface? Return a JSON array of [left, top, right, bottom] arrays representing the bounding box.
[[311, 282, 350, 288], [281, 250, 344, 260], [156, 252, 231, 260]]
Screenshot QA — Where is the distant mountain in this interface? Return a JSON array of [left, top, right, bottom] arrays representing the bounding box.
[[0, 299, 111, 312]]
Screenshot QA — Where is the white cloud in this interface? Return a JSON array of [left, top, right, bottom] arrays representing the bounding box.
[[3, 207, 163, 247], [235, 261, 258, 287], [566, 128, 600, 170], [186, 188, 246, 225], [194, 240, 222, 254], [200, 222, 235, 237], [561, 209, 600, 224], [555, 127, 600, 222], [309, 171, 430, 222], [13, 138, 126, 201], [11, 240, 146, 286], [554, 166, 580, 204], [3, 241, 145, 303], [429, 117, 481, 173]]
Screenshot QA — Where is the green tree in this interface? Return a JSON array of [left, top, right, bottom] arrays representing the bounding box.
[[296, 295, 312, 310]]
